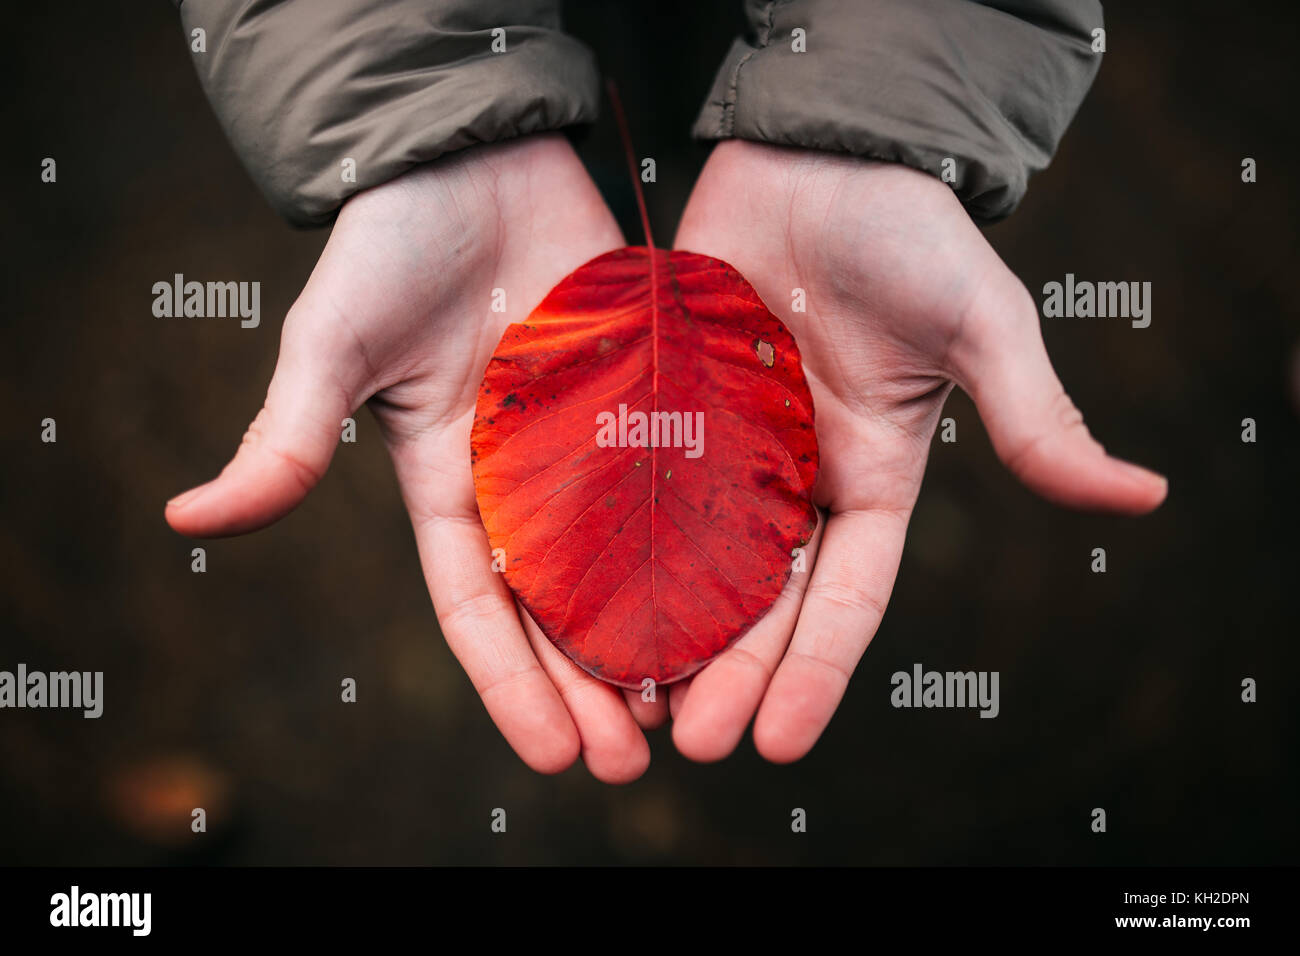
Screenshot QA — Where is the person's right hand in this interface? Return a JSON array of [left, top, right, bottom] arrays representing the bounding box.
[[165, 134, 659, 783]]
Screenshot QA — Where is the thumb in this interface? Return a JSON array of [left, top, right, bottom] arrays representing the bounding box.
[[166, 321, 359, 538], [951, 282, 1168, 516]]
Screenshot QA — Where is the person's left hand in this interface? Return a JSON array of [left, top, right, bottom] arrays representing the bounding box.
[[668, 140, 1168, 763]]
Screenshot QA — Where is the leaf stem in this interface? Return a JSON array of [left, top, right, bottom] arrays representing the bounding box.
[[605, 78, 655, 251]]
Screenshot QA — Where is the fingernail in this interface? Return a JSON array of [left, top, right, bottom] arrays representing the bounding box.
[[1114, 458, 1167, 489], [167, 482, 211, 510]]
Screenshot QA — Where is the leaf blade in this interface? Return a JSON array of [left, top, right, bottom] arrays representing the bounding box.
[[472, 247, 818, 688]]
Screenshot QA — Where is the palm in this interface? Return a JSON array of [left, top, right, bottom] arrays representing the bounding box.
[[669, 141, 1167, 763], [167, 135, 663, 783]]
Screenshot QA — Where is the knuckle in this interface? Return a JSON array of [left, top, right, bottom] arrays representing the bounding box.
[[1050, 390, 1087, 433], [438, 590, 505, 635], [787, 649, 853, 687], [725, 644, 776, 682], [475, 664, 540, 702], [806, 578, 886, 620]]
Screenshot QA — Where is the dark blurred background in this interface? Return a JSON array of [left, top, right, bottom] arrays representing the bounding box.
[[2, 1, 1297, 865]]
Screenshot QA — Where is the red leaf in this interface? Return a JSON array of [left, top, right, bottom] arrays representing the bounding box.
[[471, 245, 818, 688]]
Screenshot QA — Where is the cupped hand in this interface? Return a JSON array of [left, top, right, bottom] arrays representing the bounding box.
[[670, 140, 1167, 763], [165, 134, 659, 783]]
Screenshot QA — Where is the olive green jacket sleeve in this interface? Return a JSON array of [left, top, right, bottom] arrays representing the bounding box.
[[694, 0, 1104, 222], [175, 0, 599, 226]]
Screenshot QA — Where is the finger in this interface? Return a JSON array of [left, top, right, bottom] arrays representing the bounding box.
[[671, 511, 826, 762], [521, 611, 651, 784], [950, 290, 1167, 515], [622, 687, 670, 730], [668, 676, 693, 721], [413, 510, 581, 775], [753, 506, 908, 764], [165, 309, 362, 537]]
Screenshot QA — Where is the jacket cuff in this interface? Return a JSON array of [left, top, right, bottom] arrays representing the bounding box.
[[178, 0, 599, 226], [693, 0, 1103, 222]]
